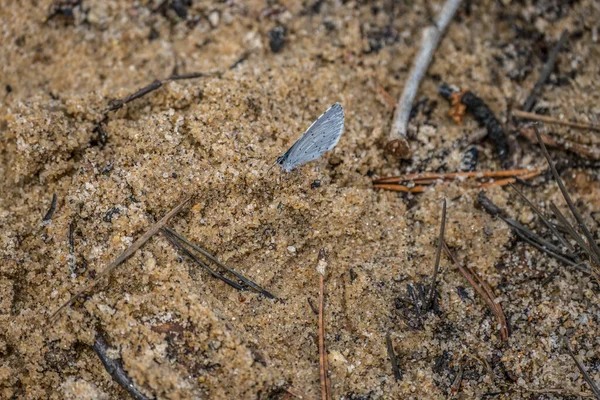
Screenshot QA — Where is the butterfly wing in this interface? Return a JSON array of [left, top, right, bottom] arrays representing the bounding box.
[[280, 103, 345, 172]]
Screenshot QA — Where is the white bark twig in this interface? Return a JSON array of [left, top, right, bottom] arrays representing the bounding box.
[[387, 0, 463, 159]]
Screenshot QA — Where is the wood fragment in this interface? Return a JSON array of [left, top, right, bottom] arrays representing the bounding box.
[[512, 109, 600, 133], [93, 333, 152, 400], [443, 241, 509, 342], [387, 0, 463, 159], [385, 332, 402, 381], [523, 30, 569, 112], [43, 193, 58, 221], [564, 339, 600, 400], [49, 196, 192, 320], [427, 199, 446, 310]]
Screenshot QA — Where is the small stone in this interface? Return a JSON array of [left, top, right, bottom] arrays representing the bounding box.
[[268, 25, 287, 53], [287, 246, 296, 254], [208, 10, 220, 28]]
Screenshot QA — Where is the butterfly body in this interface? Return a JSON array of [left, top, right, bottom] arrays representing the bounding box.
[[275, 102, 345, 172]]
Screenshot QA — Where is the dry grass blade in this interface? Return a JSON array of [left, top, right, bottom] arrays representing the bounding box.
[[549, 203, 594, 258], [162, 227, 275, 298], [512, 109, 600, 133], [533, 126, 600, 263], [162, 230, 245, 291], [385, 332, 402, 381], [564, 339, 600, 399], [443, 241, 509, 342], [317, 250, 331, 400], [427, 199, 446, 310], [509, 183, 576, 255], [49, 196, 192, 320]]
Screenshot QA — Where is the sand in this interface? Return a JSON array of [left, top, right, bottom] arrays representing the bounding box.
[[1, 0, 600, 399]]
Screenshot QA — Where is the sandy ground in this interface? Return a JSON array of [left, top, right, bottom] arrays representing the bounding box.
[[1, 0, 600, 399]]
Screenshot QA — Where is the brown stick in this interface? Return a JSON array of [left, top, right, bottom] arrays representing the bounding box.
[[374, 168, 541, 184], [519, 127, 600, 160], [373, 184, 426, 193], [49, 196, 193, 320], [443, 242, 509, 342], [512, 110, 600, 133]]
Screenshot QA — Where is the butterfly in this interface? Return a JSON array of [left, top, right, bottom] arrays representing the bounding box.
[[274, 103, 345, 172]]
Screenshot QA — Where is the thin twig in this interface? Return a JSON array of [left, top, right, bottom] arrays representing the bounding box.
[[564, 339, 600, 399], [93, 333, 152, 400], [162, 230, 245, 291], [374, 168, 541, 184], [373, 183, 426, 193], [519, 127, 600, 160], [385, 332, 402, 381], [533, 126, 600, 263], [509, 183, 577, 255], [43, 193, 58, 221], [427, 199, 446, 310], [316, 249, 331, 400], [387, 0, 463, 158], [49, 197, 192, 320], [443, 241, 509, 342], [512, 109, 600, 133], [523, 30, 569, 111], [162, 227, 274, 298]]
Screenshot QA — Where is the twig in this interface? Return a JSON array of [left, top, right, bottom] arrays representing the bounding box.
[[385, 332, 402, 381], [509, 183, 576, 255], [523, 30, 569, 112], [375, 81, 397, 109], [161, 227, 275, 297], [374, 168, 541, 184], [387, 0, 463, 159], [519, 127, 600, 160], [49, 196, 192, 320], [533, 126, 600, 263], [427, 199, 446, 310], [162, 230, 245, 291], [449, 364, 464, 397], [372, 183, 426, 193], [564, 339, 600, 399], [512, 109, 600, 133], [443, 241, 509, 342], [43, 193, 58, 221], [106, 79, 163, 112], [92, 333, 152, 400], [316, 249, 331, 400]]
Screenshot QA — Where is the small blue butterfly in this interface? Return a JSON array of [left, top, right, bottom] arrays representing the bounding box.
[[274, 103, 345, 172]]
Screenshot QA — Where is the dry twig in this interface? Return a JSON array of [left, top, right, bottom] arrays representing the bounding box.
[[49, 197, 192, 320], [523, 30, 569, 112], [443, 241, 509, 342], [512, 110, 600, 133], [564, 339, 600, 399], [519, 127, 600, 160], [386, 333, 402, 381], [387, 0, 463, 159]]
